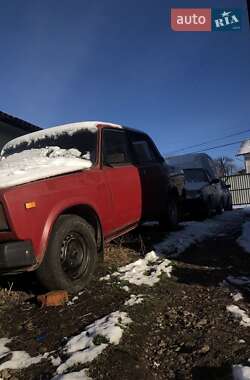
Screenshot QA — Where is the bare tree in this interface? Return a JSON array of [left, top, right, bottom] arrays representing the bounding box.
[[214, 156, 236, 177]]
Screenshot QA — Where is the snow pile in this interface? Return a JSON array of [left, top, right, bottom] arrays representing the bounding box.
[[0, 147, 92, 189], [227, 305, 250, 327], [233, 365, 250, 380], [156, 211, 243, 257], [237, 222, 250, 253], [2, 121, 120, 153], [233, 292, 244, 302], [56, 311, 131, 374], [52, 369, 92, 380], [101, 251, 172, 286], [0, 338, 45, 370], [124, 294, 144, 306]]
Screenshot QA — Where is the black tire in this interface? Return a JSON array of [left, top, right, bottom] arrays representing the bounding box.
[[225, 198, 233, 211], [216, 199, 224, 215], [36, 215, 97, 293], [159, 197, 179, 231], [199, 198, 213, 220]]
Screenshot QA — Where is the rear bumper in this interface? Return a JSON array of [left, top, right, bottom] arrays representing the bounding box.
[[0, 241, 36, 271]]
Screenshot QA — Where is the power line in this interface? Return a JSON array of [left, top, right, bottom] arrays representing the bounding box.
[[191, 139, 244, 154], [168, 128, 250, 155]]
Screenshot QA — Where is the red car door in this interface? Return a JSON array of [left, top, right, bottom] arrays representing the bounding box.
[[101, 128, 142, 233]]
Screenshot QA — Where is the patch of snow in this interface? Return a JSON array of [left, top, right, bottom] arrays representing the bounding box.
[[67, 296, 79, 306], [124, 294, 144, 306], [227, 305, 250, 327], [101, 250, 172, 287], [99, 274, 111, 281], [50, 356, 62, 367], [233, 365, 250, 380], [233, 293, 244, 302], [0, 147, 92, 189], [239, 339, 246, 344], [237, 222, 250, 253], [51, 369, 92, 380], [234, 205, 250, 210], [56, 311, 131, 374], [121, 286, 130, 292], [155, 211, 243, 258], [0, 338, 45, 371]]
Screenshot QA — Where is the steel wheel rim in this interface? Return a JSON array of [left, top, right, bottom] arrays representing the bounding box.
[[60, 232, 89, 280]]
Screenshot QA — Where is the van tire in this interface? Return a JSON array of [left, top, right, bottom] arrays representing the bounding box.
[[216, 199, 224, 215], [36, 215, 97, 293]]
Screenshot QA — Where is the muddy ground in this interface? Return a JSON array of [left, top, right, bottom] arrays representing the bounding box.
[[1, 211, 250, 380]]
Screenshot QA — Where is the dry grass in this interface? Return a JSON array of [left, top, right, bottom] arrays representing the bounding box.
[[0, 287, 29, 305]]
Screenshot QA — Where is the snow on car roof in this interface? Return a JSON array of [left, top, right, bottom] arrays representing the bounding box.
[[237, 140, 250, 156], [0, 147, 93, 189], [2, 121, 122, 152]]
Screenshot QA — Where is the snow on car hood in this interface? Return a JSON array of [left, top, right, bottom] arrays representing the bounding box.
[[0, 147, 92, 189], [185, 181, 208, 191]]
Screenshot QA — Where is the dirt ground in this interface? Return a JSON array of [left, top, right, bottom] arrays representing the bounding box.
[[1, 211, 250, 380]]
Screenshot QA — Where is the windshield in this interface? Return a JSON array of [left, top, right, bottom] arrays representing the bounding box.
[[184, 169, 208, 183], [2, 129, 98, 164]]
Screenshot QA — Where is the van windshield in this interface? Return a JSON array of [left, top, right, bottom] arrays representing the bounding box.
[[184, 169, 208, 183], [2, 129, 98, 164]]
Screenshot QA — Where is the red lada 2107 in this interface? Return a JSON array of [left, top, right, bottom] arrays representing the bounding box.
[[0, 122, 183, 292]]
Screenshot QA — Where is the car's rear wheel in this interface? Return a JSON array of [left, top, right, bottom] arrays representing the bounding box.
[[36, 215, 97, 293], [159, 197, 179, 231]]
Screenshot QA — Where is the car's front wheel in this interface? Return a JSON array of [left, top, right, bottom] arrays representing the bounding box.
[[36, 215, 97, 293]]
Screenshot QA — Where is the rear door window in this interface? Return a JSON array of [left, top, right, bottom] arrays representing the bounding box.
[[102, 129, 131, 166], [129, 132, 160, 164]]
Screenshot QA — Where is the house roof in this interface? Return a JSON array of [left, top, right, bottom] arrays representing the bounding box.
[[237, 140, 250, 156], [0, 110, 40, 133]]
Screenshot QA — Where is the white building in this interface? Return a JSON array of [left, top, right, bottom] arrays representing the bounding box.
[[237, 140, 250, 173]]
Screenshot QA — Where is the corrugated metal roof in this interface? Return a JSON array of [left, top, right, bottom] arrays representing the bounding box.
[[0, 110, 40, 132]]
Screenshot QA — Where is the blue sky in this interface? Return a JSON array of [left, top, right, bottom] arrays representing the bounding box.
[[0, 0, 249, 167]]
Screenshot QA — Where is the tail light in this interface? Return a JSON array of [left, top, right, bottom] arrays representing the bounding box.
[[0, 204, 9, 231]]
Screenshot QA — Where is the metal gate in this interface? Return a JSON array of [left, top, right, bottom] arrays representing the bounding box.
[[223, 173, 250, 205]]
